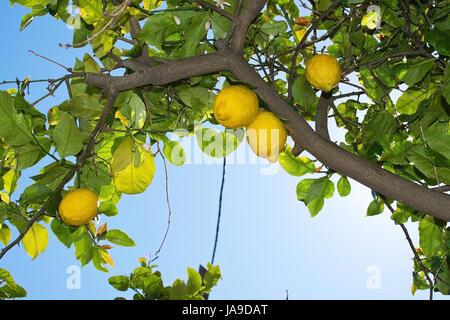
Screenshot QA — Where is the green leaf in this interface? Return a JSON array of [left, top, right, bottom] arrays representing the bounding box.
[[90, 21, 118, 58], [177, 86, 211, 112], [279, 145, 316, 176], [16, 140, 49, 171], [443, 64, 450, 105], [407, 144, 450, 184], [203, 263, 222, 290], [373, 63, 396, 87], [21, 223, 49, 259], [367, 199, 384, 216], [106, 229, 136, 247], [2, 169, 20, 196], [74, 227, 94, 266], [175, 12, 209, 58], [390, 202, 412, 225], [83, 53, 101, 73], [20, 5, 47, 31], [19, 183, 52, 206], [0, 224, 11, 246], [210, 12, 231, 39], [424, 122, 450, 159], [337, 176, 351, 197], [296, 179, 315, 201], [363, 111, 396, 148], [169, 279, 187, 300], [396, 88, 433, 115], [292, 75, 318, 111], [398, 59, 434, 86], [137, 13, 175, 47], [380, 139, 412, 165], [79, 0, 102, 25], [50, 218, 76, 249], [109, 275, 130, 291], [0, 91, 34, 146], [92, 247, 110, 273], [52, 111, 84, 158], [186, 267, 202, 297], [0, 268, 27, 299], [128, 93, 147, 130], [196, 127, 244, 158], [58, 94, 103, 120], [306, 178, 334, 217], [435, 260, 450, 295], [162, 137, 186, 166], [259, 20, 288, 37], [419, 216, 443, 257], [425, 30, 450, 56], [98, 201, 119, 217]]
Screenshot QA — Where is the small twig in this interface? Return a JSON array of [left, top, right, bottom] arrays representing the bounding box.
[[330, 101, 361, 128], [196, 0, 234, 21], [380, 195, 434, 300], [28, 50, 72, 72], [430, 185, 450, 192], [153, 142, 172, 257]]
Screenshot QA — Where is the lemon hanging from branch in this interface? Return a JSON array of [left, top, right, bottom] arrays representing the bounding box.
[[111, 136, 155, 195], [213, 85, 259, 129], [246, 110, 287, 163], [58, 188, 99, 226], [305, 54, 341, 92]]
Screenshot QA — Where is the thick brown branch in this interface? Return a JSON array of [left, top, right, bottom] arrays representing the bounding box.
[[230, 0, 266, 53], [227, 53, 450, 222], [315, 92, 332, 140], [85, 52, 229, 91]]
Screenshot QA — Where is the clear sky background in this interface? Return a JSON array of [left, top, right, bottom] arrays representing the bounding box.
[[0, 1, 447, 300]]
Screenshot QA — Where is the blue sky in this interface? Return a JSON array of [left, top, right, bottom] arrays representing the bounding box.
[[0, 1, 447, 300]]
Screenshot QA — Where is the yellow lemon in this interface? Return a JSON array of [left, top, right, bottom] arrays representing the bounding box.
[[305, 54, 341, 92], [58, 188, 99, 226], [246, 110, 287, 163], [213, 85, 259, 129]]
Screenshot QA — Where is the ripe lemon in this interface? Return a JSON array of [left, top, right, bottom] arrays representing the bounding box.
[[246, 110, 287, 163], [305, 54, 341, 92], [213, 85, 259, 129], [58, 188, 99, 226]]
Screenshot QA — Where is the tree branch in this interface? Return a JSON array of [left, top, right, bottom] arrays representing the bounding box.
[[315, 92, 332, 140], [83, 1, 450, 222], [230, 0, 266, 53], [0, 90, 118, 260], [196, 0, 235, 21]]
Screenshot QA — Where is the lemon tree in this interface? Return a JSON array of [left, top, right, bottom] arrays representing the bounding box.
[[0, 0, 449, 300]]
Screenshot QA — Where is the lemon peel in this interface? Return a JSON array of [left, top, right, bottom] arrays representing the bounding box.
[[246, 110, 287, 163], [305, 54, 341, 92], [213, 85, 259, 129], [58, 188, 99, 227]]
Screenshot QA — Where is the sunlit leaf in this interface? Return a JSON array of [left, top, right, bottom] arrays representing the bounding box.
[[22, 223, 49, 260]]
